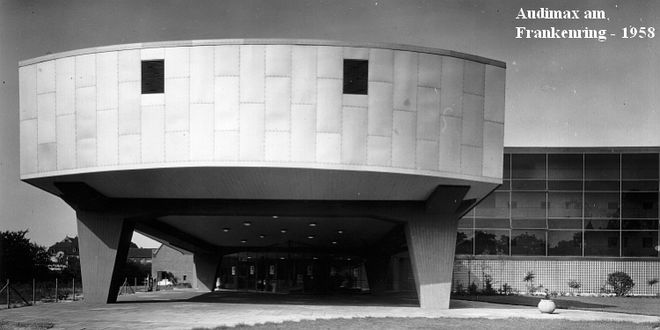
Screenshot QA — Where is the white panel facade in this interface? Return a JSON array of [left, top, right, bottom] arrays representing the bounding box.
[[20, 41, 505, 184]]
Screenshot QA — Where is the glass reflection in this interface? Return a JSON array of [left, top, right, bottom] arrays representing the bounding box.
[[548, 154, 582, 180], [511, 192, 546, 218], [584, 231, 620, 256], [548, 192, 582, 218], [622, 192, 658, 218], [622, 153, 659, 180], [584, 193, 619, 218], [548, 231, 582, 256], [585, 154, 619, 180], [511, 154, 546, 179], [622, 231, 658, 257], [456, 230, 474, 255], [511, 230, 546, 255], [475, 230, 509, 255]]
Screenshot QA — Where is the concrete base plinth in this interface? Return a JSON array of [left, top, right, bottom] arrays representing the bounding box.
[[405, 214, 458, 310], [76, 211, 134, 303]]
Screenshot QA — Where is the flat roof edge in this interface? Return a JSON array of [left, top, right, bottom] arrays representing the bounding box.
[[19, 38, 506, 68], [504, 146, 660, 153]]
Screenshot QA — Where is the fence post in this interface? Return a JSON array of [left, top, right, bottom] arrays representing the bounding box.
[[72, 279, 75, 301], [32, 278, 36, 306], [55, 278, 58, 303], [134, 277, 137, 292], [6, 279, 10, 309]]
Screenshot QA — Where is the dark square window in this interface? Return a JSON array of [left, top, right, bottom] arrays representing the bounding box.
[[141, 60, 164, 94], [343, 59, 368, 95]]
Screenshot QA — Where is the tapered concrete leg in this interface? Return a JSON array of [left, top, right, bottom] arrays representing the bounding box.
[[405, 214, 459, 310], [193, 253, 220, 291], [76, 211, 134, 304], [365, 255, 390, 294]]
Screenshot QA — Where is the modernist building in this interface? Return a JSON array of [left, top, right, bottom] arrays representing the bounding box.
[[19, 39, 506, 309], [453, 148, 660, 295]]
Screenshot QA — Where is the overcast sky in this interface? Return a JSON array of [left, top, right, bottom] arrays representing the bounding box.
[[1, 0, 659, 248]]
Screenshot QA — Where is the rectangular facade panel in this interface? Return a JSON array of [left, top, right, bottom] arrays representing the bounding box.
[[461, 144, 483, 176], [265, 76, 291, 131], [316, 132, 341, 164], [141, 48, 165, 60], [417, 87, 440, 141], [440, 57, 464, 118], [214, 45, 239, 76], [96, 52, 118, 110], [36, 61, 56, 94], [190, 103, 214, 161], [141, 105, 165, 163], [56, 114, 76, 170], [76, 138, 96, 168], [317, 46, 342, 79], [392, 110, 416, 168], [461, 93, 484, 147], [417, 139, 439, 171], [97, 109, 118, 166], [37, 93, 56, 144], [463, 61, 485, 96], [75, 54, 96, 88], [55, 58, 75, 115], [190, 46, 215, 104], [165, 47, 190, 78], [265, 131, 290, 162], [367, 135, 392, 167], [214, 131, 239, 161], [418, 53, 442, 88], [316, 78, 342, 133], [239, 45, 265, 103], [343, 47, 369, 60], [165, 131, 190, 162], [438, 115, 462, 172], [291, 104, 316, 162], [141, 93, 164, 106], [214, 76, 239, 130], [76, 86, 96, 140], [483, 122, 504, 178], [19, 65, 37, 120], [37, 143, 56, 172], [369, 49, 393, 83], [239, 103, 265, 161], [118, 134, 141, 164], [118, 81, 141, 135], [20, 119, 37, 174], [485, 65, 506, 123], [292, 46, 317, 104], [265, 45, 292, 77], [165, 77, 190, 131], [341, 106, 368, 165], [343, 94, 368, 108], [118, 49, 140, 82], [393, 51, 418, 111], [368, 82, 393, 136]]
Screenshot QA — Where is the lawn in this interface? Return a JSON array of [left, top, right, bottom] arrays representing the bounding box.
[[194, 317, 660, 330], [453, 295, 660, 316]]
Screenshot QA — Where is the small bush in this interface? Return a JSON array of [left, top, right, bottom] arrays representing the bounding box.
[[500, 283, 512, 295], [607, 271, 635, 296], [568, 279, 581, 290], [468, 282, 478, 295]]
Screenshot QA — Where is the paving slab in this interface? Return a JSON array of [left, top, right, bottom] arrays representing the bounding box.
[[0, 290, 658, 329]]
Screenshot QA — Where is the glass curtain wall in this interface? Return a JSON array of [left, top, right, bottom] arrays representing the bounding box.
[[457, 152, 660, 258]]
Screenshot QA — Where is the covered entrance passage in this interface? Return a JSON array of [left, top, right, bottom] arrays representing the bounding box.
[[219, 252, 368, 293]]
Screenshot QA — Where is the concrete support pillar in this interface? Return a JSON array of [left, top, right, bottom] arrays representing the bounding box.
[[365, 255, 390, 294], [391, 257, 400, 291], [405, 213, 459, 310], [76, 211, 134, 304], [193, 253, 220, 291]]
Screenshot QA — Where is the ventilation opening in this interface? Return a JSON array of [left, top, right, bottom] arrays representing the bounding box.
[[343, 59, 368, 95], [141, 60, 164, 94]]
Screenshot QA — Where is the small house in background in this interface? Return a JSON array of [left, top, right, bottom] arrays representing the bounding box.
[[151, 244, 195, 286], [47, 236, 79, 271], [127, 248, 155, 265]]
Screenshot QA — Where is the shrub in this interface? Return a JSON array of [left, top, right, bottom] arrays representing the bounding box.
[[648, 278, 659, 287], [468, 282, 478, 295], [607, 271, 635, 296], [568, 279, 581, 290], [500, 283, 512, 295], [483, 274, 497, 295]]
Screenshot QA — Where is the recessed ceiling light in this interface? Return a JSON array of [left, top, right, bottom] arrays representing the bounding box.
[[331, 241, 337, 244], [347, 257, 352, 261], [240, 239, 247, 243], [223, 228, 230, 232], [243, 221, 252, 226], [313, 257, 318, 260], [337, 230, 344, 234], [280, 257, 285, 260], [280, 229, 287, 233], [272, 216, 279, 219], [247, 256, 252, 259], [259, 234, 265, 239], [307, 235, 315, 239], [308, 222, 317, 227]]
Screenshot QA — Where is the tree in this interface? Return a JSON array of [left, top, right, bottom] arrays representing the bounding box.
[[607, 271, 635, 296], [0, 230, 51, 282]]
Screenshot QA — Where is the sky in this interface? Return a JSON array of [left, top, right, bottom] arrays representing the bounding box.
[[1, 0, 659, 248]]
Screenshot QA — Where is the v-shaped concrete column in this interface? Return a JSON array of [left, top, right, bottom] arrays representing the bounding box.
[[405, 213, 459, 309], [76, 210, 134, 303], [193, 252, 221, 291]]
